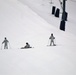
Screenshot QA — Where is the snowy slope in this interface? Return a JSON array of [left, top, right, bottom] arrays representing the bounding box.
[[0, 0, 56, 48], [19, 0, 76, 35], [0, 0, 76, 75]]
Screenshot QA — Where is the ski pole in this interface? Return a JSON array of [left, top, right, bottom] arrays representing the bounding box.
[[54, 38, 56, 46], [1, 43, 2, 50], [8, 42, 11, 49], [47, 39, 50, 46]]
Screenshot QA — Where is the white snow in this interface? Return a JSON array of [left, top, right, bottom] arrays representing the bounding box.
[[19, 0, 76, 35], [0, 0, 76, 75]]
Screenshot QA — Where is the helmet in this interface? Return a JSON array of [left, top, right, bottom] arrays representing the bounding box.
[[26, 42, 28, 44], [5, 37, 6, 39], [51, 33, 53, 36]]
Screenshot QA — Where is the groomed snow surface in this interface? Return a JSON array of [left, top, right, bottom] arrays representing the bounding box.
[[0, 0, 76, 75]]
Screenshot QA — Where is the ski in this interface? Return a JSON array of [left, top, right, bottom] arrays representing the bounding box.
[[47, 44, 56, 46]]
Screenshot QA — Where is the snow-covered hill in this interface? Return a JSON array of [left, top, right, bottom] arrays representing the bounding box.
[[19, 0, 76, 35], [0, 0, 76, 75]]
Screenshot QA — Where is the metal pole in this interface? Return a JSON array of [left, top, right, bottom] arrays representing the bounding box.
[[62, 0, 67, 21], [60, 0, 67, 31], [62, 0, 66, 21]]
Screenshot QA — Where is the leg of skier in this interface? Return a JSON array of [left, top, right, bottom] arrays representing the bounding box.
[[50, 41, 52, 46]]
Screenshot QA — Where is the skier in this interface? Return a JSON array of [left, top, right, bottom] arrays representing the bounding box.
[[49, 33, 56, 46], [2, 37, 9, 49], [21, 42, 32, 49], [24, 42, 31, 48]]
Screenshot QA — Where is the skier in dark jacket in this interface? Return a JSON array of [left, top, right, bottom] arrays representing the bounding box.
[[24, 42, 31, 48], [2, 37, 9, 49], [49, 33, 56, 46], [21, 42, 32, 49]]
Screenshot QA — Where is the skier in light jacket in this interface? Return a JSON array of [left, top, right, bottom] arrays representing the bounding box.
[[49, 33, 55, 46], [2, 37, 9, 49]]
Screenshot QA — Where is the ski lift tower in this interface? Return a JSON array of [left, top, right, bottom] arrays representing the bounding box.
[[62, 0, 66, 21], [60, 0, 67, 31]]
